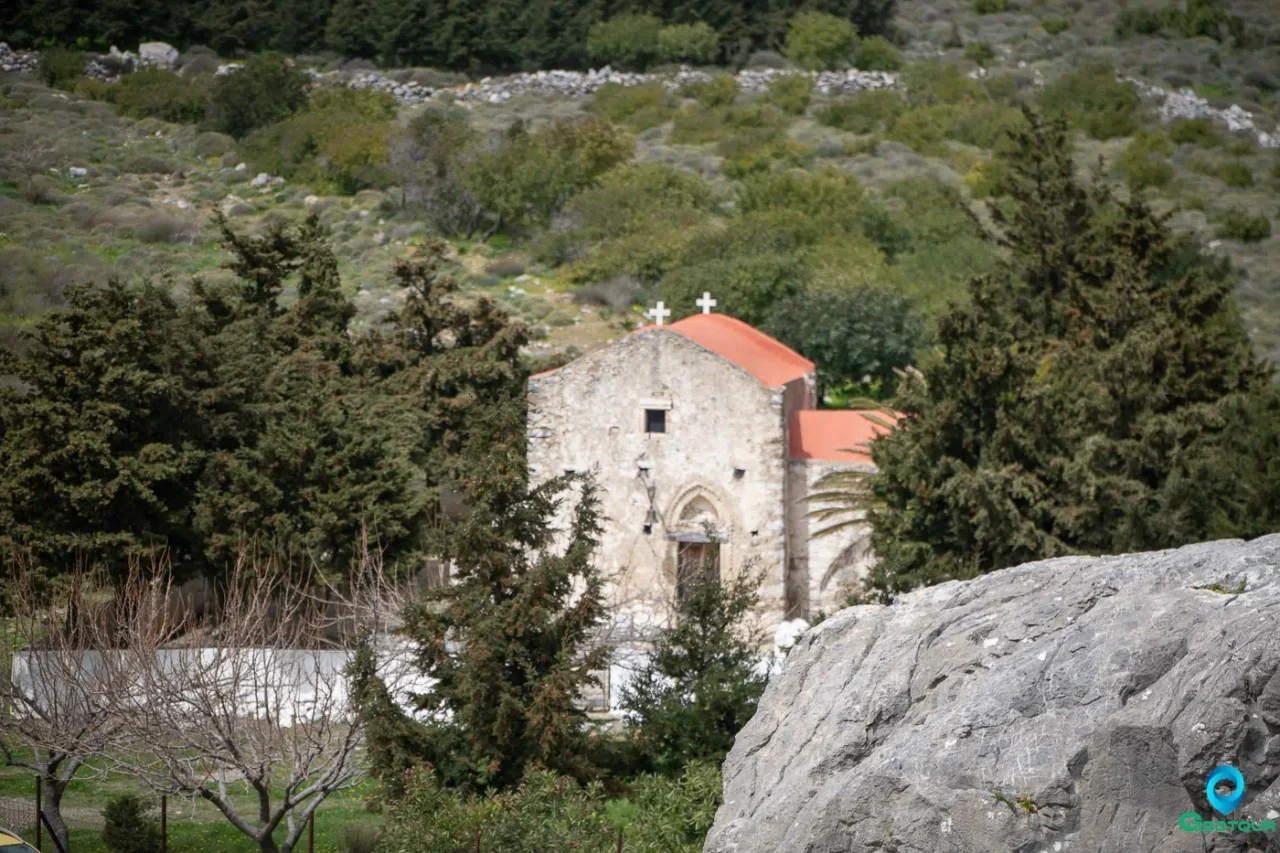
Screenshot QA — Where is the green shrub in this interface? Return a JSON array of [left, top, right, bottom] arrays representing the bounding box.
[[856, 35, 901, 71], [1115, 0, 1233, 40], [961, 155, 1011, 197], [718, 133, 812, 179], [242, 88, 397, 192], [903, 63, 986, 106], [464, 116, 633, 226], [1115, 131, 1175, 190], [484, 256, 527, 278], [1169, 118, 1221, 147], [973, 0, 1009, 13], [1216, 208, 1271, 242], [336, 824, 379, 853], [662, 250, 806, 324], [564, 164, 717, 282], [784, 11, 860, 71], [761, 74, 813, 115], [109, 68, 207, 123], [102, 795, 161, 853], [1114, 7, 1164, 37], [121, 154, 176, 174], [947, 102, 1026, 148], [670, 103, 787, 145], [37, 48, 86, 90], [736, 168, 864, 220], [817, 89, 903, 134], [964, 41, 997, 66], [1042, 17, 1071, 34], [1038, 62, 1141, 140], [657, 22, 720, 64], [588, 82, 674, 129], [568, 163, 718, 240], [132, 211, 199, 243], [885, 101, 1024, 152], [679, 74, 738, 108], [888, 105, 955, 152], [586, 14, 662, 71], [207, 53, 309, 139], [194, 131, 236, 159], [379, 764, 720, 853], [1163, 0, 1228, 39], [574, 275, 644, 310], [765, 287, 925, 396], [1217, 160, 1253, 187]]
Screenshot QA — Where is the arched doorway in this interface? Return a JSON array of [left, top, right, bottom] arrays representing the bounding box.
[[668, 491, 725, 601]]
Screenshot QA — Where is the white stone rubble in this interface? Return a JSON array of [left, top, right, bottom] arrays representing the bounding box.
[[2, 39, 1274, 151], [1124, 75, 1279, 150]]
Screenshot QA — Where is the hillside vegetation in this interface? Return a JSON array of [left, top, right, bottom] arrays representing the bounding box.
[[1, 2, 1279, 851]]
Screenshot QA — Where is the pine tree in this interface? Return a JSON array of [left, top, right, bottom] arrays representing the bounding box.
[[841, 111, 1276, 598]]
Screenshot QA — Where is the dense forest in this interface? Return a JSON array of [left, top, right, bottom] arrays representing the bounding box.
[[1, 0, 896, 71]]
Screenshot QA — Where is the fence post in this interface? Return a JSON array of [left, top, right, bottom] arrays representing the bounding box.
[[308, 811, 314, 853], [160, 796, 167, 853], [34, 776, 41, 852]]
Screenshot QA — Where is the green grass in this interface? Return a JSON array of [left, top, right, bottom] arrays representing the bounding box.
[[0, 757, 383, 853]]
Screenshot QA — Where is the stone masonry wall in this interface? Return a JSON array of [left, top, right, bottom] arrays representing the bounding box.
[[527, 329, 790, 632], [786, 458, 877, 619]]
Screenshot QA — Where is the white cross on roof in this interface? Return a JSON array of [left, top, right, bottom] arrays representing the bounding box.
[[696, 292, 717, 314], [646, 301, 671, 326]]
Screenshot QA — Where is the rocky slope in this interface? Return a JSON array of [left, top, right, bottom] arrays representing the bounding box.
[[706, 535, 1280, 853]]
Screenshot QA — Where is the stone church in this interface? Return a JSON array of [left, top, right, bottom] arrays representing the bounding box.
[[526, 301, 896, 637]]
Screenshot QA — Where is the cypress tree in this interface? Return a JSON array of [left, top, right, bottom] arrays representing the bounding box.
[[619, 569, 768, 776], [855, 111, 1276, 598], [352, 471, 610, 792]]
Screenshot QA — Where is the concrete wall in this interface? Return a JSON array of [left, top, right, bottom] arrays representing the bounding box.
[[11, 641, 432, 726], [785, 458, 877, 618], [528, 329, 791, 628]]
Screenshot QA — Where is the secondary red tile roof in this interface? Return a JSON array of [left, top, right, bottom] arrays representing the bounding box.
[[789, 409, 900, 464], [531, 313, 816, 387]]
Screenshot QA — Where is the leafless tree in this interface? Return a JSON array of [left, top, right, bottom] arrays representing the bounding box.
[[0, 135, 63, 204], [389, 108, 486, 236], [97, 549, 407, 853], [0, 565, 120, 853]]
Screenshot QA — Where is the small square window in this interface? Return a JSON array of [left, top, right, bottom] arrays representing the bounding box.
[[645, 409, 666, 434]]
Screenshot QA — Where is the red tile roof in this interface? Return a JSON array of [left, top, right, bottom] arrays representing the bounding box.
[[666, 314, 814, 387], [530, 313, 816, 387], [789, 409, 900, 464]]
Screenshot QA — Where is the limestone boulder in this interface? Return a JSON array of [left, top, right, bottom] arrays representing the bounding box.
[[706, 536, 1280, 853], [138, 41, 179, 69]]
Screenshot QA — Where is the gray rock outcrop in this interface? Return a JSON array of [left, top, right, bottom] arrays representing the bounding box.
[[706, 536, 1280, 853], [138, 41, 179, 70]]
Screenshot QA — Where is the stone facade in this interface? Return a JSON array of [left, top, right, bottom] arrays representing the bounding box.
[[527, 314, 886, 650]]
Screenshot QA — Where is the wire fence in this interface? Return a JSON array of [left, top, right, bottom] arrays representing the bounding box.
[[0, 782, 322, 853], [0, 794, 35, 839]]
